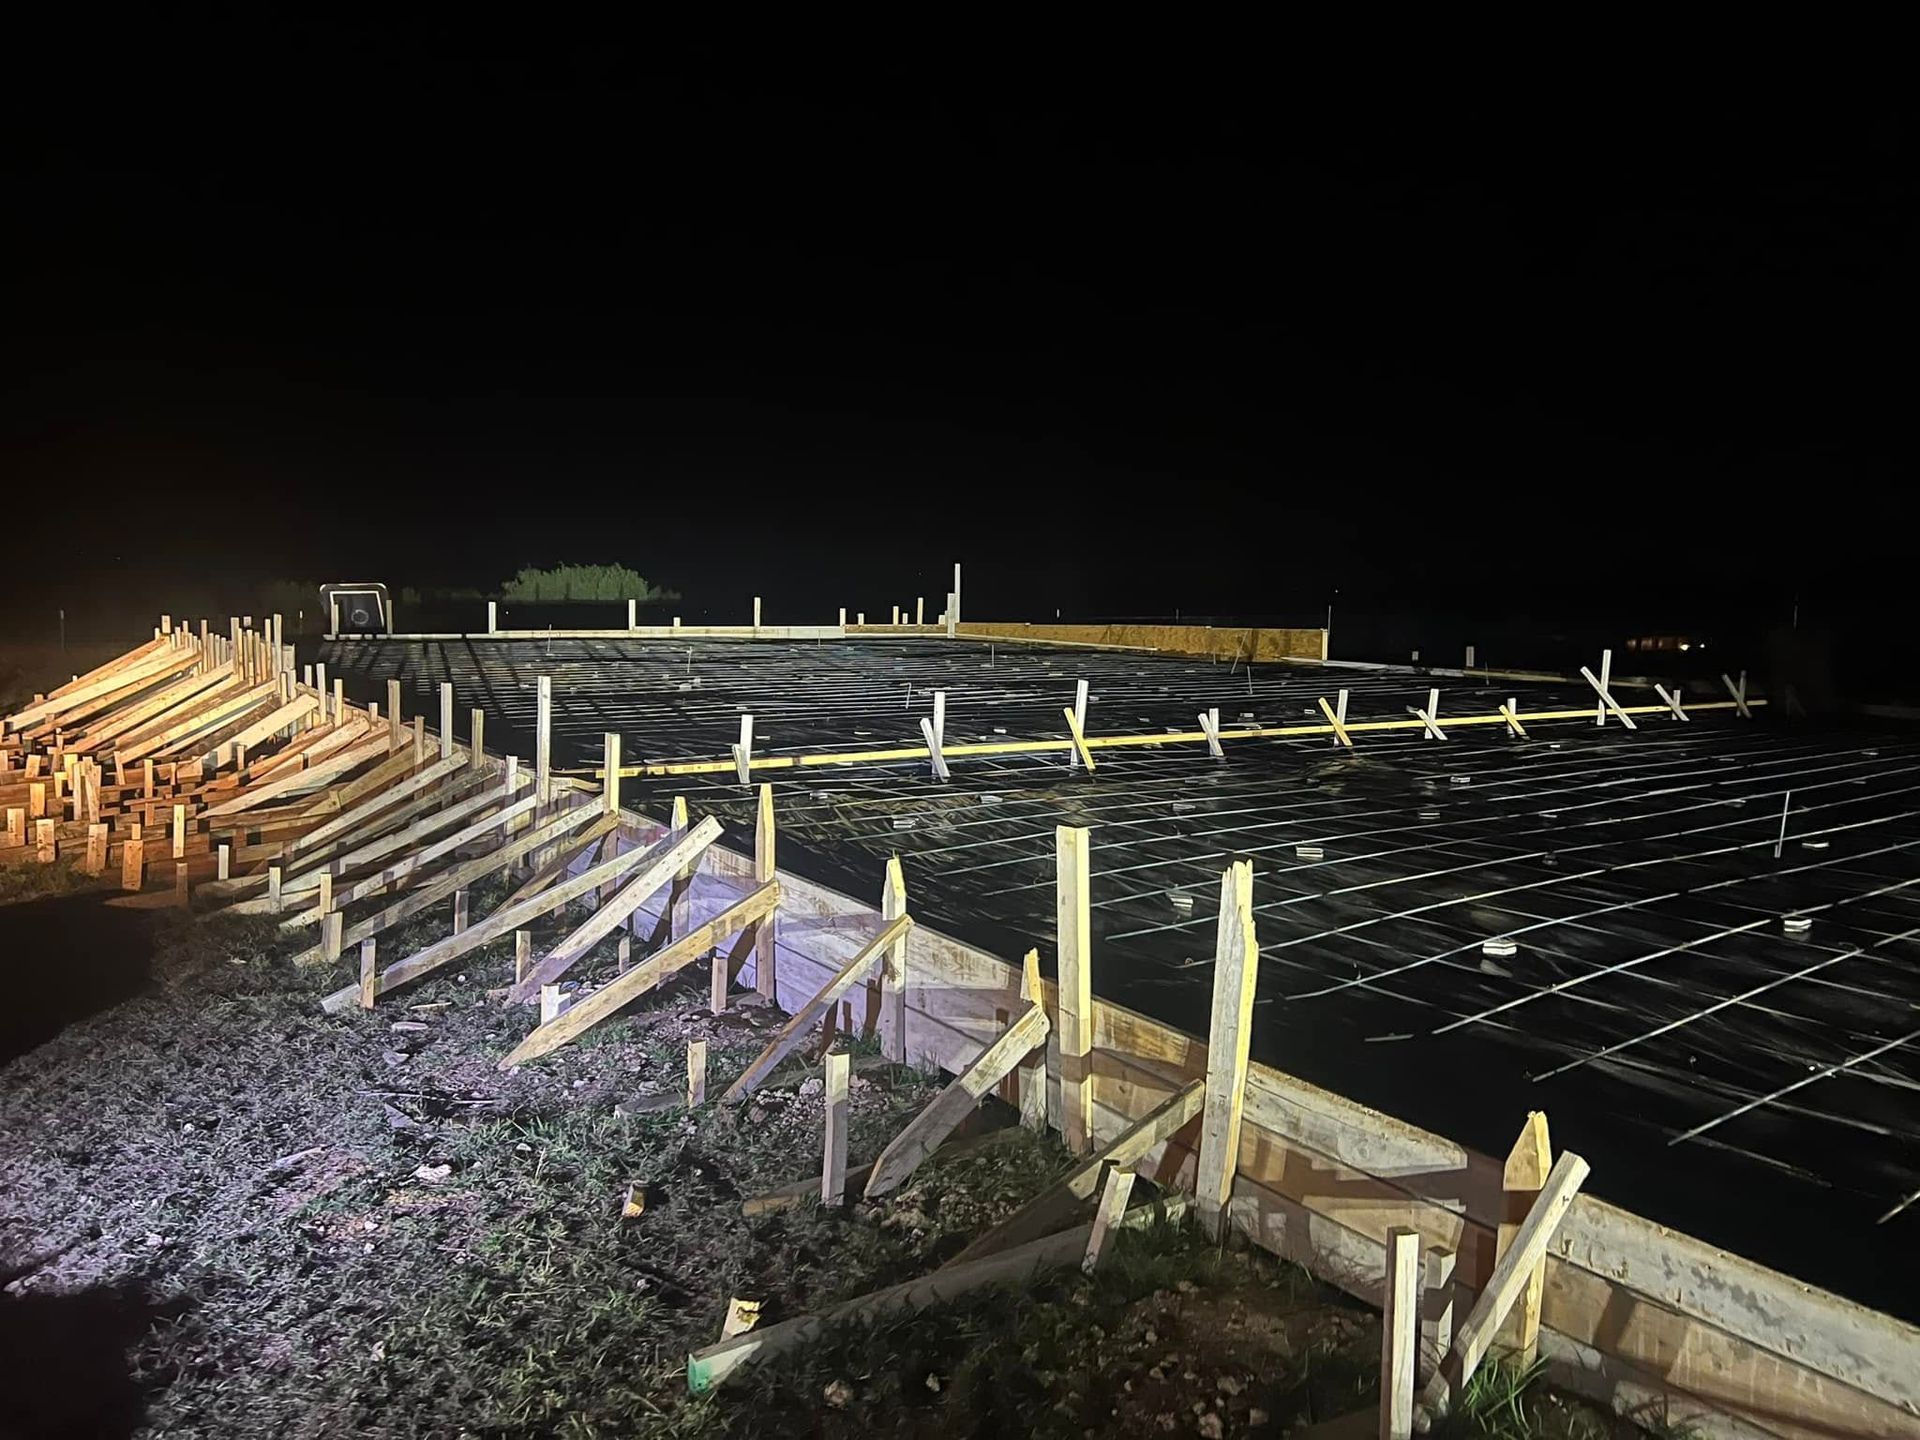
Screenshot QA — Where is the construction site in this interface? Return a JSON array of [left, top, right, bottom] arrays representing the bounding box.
[[3, 580, 1916, 1440]]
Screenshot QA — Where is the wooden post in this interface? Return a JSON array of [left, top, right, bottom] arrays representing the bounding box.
[[322, 911, 344, 963], [602, 732, 621, 815], [34, 818, 56, 864], [1382, 1227, 1420, 1440], [915, 596, 925, 626], [1595, 647, 1611, 726], [890, 604, 900, 625], [334, 678, 345, 726], [440, 683, 454, 760], [86, 824, 108, 874], [514, 930, 532, 984], [172, 803, 186, 859], [268, 862, 283, 912], [687, 1039, 708, 1107], [387, 678, 403, 747], [1495, 1111, 1552, 1364], [821, 1049, 850, 1205], [216, 840, 230, 880], [316, 661, 328, 719], [173, 861, 190, 907], [1419, 1246, 1456, 1385], [5, 808, 23, 849], [412, 714, 424, 763], [711, 950, 729, 1015], [732, 714, 754, 784], [488, 600, 498, 634], [668, 795, 693, 939], [316, 871, 334, 923], [879, 855, 908, 1062], [121, 829, 145, 892], [1068, 679, 1089, 768], [470, 707, 486, 764], [1417, 1152, 1591, 1424], [453, 886, 469, 934], [1082, 1163, 1136, 1274], [540, 985, 563, 1023], [1056, 825, 1093, 1154], [535, 675, 552, 807], [753, 782, 777, 1000], [1196, 859, 1258, 1241], [359, 939, 378, 1009], [627, 598, 637, 630]]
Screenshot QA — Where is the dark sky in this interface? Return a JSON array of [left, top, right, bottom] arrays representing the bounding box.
[[2, 25, 1911, 638]]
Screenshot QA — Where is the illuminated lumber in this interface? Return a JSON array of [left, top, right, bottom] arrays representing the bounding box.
[[505, 817, 723, 1001], [720, 912, 913, 1101], [947, 1077, 1203, 1266], [498, 881, 780, 1066], [200, 734, 390, 818], [864, 1001, 1051, 1197]]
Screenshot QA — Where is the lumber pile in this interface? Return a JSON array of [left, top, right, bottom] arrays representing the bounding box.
[[1, 618, 426, 899]]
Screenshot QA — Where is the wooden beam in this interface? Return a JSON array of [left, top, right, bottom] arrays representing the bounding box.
[[351, 818, 703, 1009], [1495, 1111, 1552, 1364], [506, 818, 723, 1001], [1722, 669, 1752, 719], [1580, 654, 1639, 731], [1416, 1151, 1591, 1425], [1056, 824, 1093, 1155], [822, 1050, 850, 1205], [720, 913, 912, 1101], [686, 1195, 1183, 1394], [1196, 859, 1258, 1241], [863, 1002, 1051, 1197], [1382, 1228, 1420, 1440], [1653, 683, 1690, 721], [497, 882, 780, 1065], [1081, 1164, 1136, 1274], [1062, 703, 1096, 771], [309, 804, 610, 986], [752, 782, 776, 1000], [947, 1078, 1204, 1266], [1318, 695, 1356, 748], [879, 855, 908, 1062]]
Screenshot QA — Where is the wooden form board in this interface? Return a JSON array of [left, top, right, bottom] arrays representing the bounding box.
[[600, 810, 1920, 1440]]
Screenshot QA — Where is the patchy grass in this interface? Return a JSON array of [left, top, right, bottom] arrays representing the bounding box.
[[3, 879, 1656, 1439]]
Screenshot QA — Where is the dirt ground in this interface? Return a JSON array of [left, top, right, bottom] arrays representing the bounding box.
[[0, 863, 1656, 1440]]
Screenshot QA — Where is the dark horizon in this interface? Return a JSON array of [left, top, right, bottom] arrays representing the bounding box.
[[3, 27, 1910, 666]]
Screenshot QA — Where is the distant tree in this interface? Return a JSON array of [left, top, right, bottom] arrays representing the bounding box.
[[499, 563, 676, 604]]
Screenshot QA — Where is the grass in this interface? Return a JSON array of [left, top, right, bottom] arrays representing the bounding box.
[[1, 876, 1669, 1439]]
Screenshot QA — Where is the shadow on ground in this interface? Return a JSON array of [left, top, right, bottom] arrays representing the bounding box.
[[0, 895, 155, 1066], [0, 1281, 170, 1438]]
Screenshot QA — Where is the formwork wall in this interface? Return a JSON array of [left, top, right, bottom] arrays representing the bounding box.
[[587, 799, 1918, 1440], [956, 620, 1329, 661]]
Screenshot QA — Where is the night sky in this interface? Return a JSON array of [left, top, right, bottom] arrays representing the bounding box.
[[3, 26, 1910, 652]]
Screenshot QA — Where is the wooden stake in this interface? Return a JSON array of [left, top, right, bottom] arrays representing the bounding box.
[[387, 678, 402, 747], [1082, 1164, 1137, 1274], [121, 833, 145, 892], [1017, 947, 1047, 1130], [687, 1039, 708, 1107], [470, 707, 486, 762], [1495, 1111, 1552, 1364], [666, 795, 693, 940], [863, 1002, 1050, 1197], [358, 939, 378, 1008], [1498, 698, 1529, 739], [452, 886, 469, 934], [34, 818, 56, 863], [1581, 653, 1638, 730], [1318, 695, 1356, 748], [1420, 1246, 1456, 1385], [821, 1050, 850, 1206], [514, 930, 532, 984], [602, 732, 621, 814], [710, 950, 728, 1014], [752, 782, 777, 1001], [1413, 689, 1447, 741], [1198, 706, 1223, 758], [1056, 825, 1093, 1154], [535, 675, 552, 807], [1722, 669, 1752, 719], [878, 855, 910, 1061], [539, 985, 563, 1023], [322, 911, 344, 963], [1653, 683, 1690, 721], [1416, 1151, 1590, 1425], [268, 862, 283, 912], [440, 682, 455, 760], [721, 913, 912, 1101], [1382, 1228, 1420, 1440], [85, 824, 108, 874], [1196, 859, 1258, 1241], [732, 714, 754, 784]]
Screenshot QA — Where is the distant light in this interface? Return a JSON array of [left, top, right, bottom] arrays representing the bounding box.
[[1678, 642, 1691, 652]]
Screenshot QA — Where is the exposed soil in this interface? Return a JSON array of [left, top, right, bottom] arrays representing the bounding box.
[[0, 868, 1648, 1439]]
